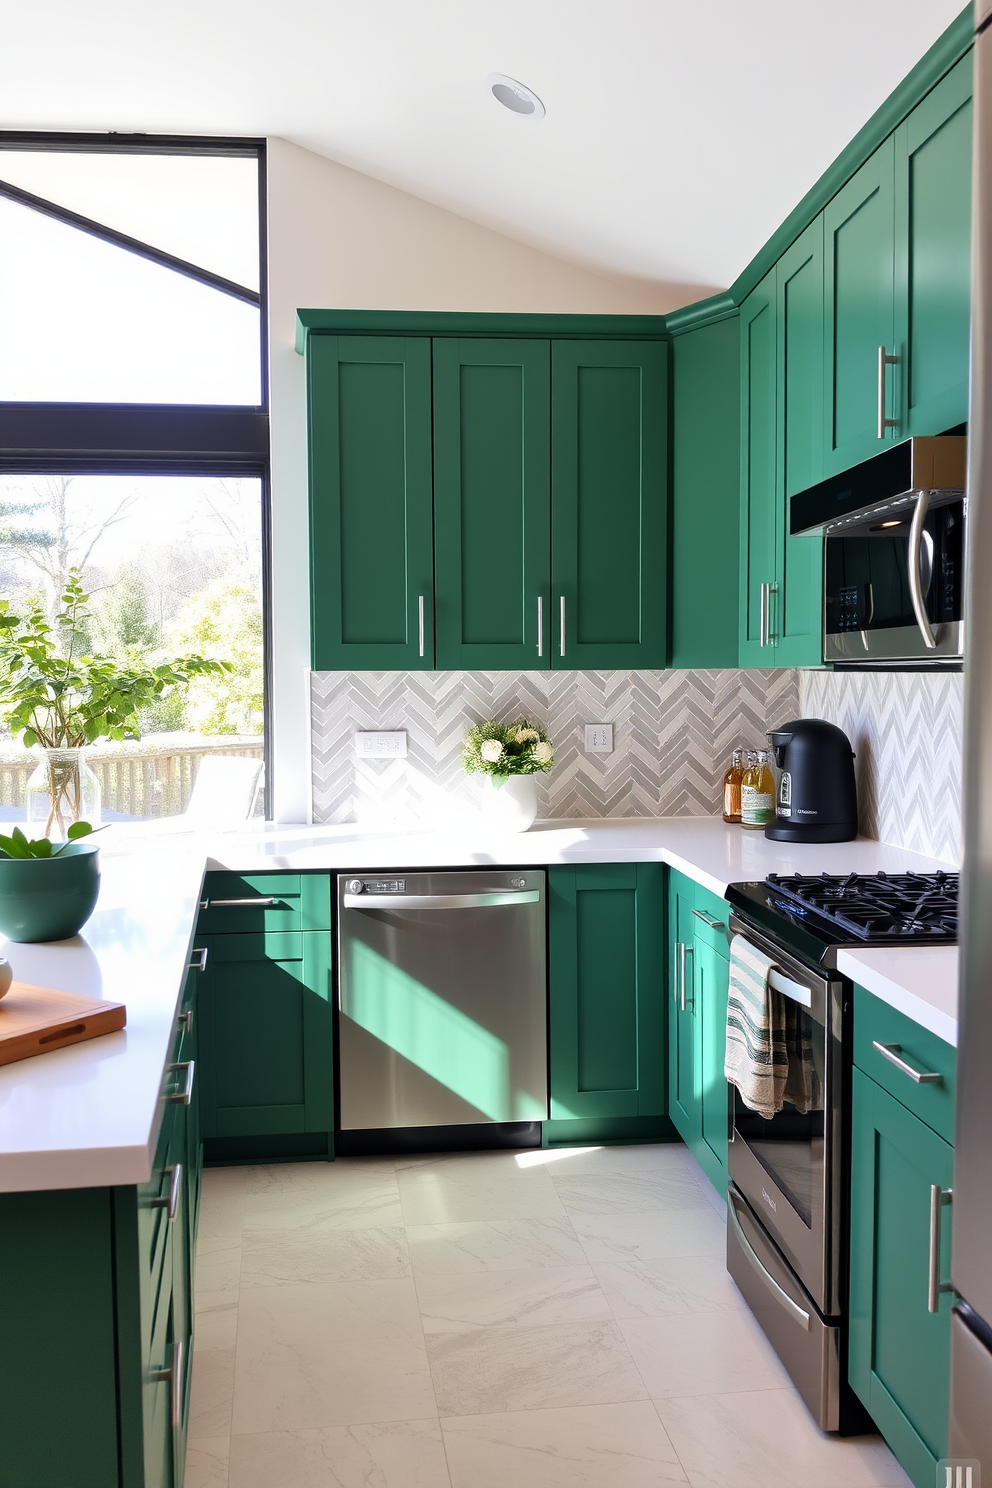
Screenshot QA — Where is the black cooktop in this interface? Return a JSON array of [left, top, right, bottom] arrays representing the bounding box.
[[725, 870, 959, 968]]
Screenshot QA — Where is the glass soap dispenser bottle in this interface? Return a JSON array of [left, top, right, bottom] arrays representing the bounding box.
[[722, 748, 744, 824], [741, 748, 776, 829]]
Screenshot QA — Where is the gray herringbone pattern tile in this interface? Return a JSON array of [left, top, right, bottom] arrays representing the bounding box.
[[801, 670, 962, 863], [311, 669, 802, 826]]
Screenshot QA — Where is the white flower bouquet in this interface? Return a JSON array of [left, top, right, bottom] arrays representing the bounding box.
[[463, 718, 554, 784]]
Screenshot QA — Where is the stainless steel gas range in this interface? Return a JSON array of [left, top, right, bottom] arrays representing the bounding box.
[[722, 871, 958, 1433]]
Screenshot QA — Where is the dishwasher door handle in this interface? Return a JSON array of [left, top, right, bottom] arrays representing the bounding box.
[[342, 890, 542, 910]]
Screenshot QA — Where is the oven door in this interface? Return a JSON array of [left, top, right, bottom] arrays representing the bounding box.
[[727, 915, 844, 1317]]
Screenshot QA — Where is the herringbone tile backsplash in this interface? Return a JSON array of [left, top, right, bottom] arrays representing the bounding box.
[[801, 670, 962, 864], [311, 669, 801, 826]]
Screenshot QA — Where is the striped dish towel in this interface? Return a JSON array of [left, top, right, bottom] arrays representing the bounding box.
[[725, 933, 789, 1120]]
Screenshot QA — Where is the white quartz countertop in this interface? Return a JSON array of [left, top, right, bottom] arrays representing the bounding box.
[[0, 816, 960, 1192]]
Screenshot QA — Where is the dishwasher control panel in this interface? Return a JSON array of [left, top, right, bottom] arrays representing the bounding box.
[[349, 878, 406, 894]]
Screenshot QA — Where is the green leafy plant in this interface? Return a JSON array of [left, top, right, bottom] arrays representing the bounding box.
[[463, 718, 554, 784], [0, 570, 231, 750], [0, 821, 100, 859]]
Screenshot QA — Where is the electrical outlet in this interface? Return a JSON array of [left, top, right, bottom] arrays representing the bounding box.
[[584, 723, 614, 753], [354, 731, 408, 759]]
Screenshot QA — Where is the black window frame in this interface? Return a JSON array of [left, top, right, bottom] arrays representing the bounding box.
[[0, 131, 272, 818]]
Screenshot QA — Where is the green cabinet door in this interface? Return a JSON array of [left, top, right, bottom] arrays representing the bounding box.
[[694, 930, 731, 1195], [670, 316, 741, 669], [738, 272, 778, 666], [308, 334, 435, 668], [849, 1068, 954, 1488], [823, 140, 897, 474], [775, 218, 825, 667], [197, 932, 333, 1143], [548, 863, 666, 1123], [550, 341, 668, 669], [667, 870, 697, 1145], [894, 54, 973, 438], [433, 338, 551, 668]]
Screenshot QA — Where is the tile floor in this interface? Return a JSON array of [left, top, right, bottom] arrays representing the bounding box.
[[186, 1142, 912, 1488]]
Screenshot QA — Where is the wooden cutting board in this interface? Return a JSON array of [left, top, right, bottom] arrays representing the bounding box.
[[0, 983, 127, 1067]]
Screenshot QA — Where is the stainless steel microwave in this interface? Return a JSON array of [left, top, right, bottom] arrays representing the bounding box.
[[790, 436, 966, 665]]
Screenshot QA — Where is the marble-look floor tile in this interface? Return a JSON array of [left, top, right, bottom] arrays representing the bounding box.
[[594, 1255, 748, 1319], [189, 1347, 237, 1437], [427, 1319, 647, 1415], [196, 1240, 242, 1295], [408, 1216, 586, 1276], [398, 1153, 566, 1225], [656, 1388, 913, 1487], [198, 1168, 247, 1241], [681, 1154, 731, 1217], [241, 1225, 410, 1285], [573, 1207, 728, 1264], [233, 1279, 435, 1430], [195, 1291, 240, 1351], [417, 1265, 613, 1332], [243, 1161, 404, 1232], [552, 1169, 712, 1216], [619, 1309, 791, 1398], [184, 1433, 230, 1487], [441, 1402, 688, 1488], [228, 1420, 451, 1488], [532, 1143, 693, 1178]]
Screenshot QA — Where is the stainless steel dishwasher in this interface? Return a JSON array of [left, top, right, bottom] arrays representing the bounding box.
[[337, 870, 547, 1131]]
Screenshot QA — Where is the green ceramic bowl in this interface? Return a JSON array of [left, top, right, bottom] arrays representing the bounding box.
[[0, 842, 101, 943]]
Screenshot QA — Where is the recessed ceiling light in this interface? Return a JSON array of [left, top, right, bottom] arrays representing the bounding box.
[[487, 74, 545, 119]]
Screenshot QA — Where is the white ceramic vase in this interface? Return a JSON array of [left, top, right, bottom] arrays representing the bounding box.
[[481, 773, 538, 832]]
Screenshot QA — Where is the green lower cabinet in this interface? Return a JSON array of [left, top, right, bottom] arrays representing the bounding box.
[[667, 869, 732, 1194], [849, 1065, 954, 1487], [197, 931, 333, 1148], [547, 863, 667, 1142]]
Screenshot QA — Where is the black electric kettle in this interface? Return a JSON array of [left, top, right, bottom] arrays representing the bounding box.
[[765, 719, 857, 842]]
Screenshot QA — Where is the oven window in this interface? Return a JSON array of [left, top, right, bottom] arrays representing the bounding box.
[[733, 1002, 825, 1229]]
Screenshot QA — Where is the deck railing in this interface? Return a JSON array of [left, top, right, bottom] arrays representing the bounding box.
[[0, 734, 264, 820]]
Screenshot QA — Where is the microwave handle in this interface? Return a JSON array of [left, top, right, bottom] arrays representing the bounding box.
[[908, 489, 938, 650]]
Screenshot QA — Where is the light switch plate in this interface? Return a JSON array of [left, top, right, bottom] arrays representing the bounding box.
[[354, 731, 408, 759], [584, 723, 614, 753]]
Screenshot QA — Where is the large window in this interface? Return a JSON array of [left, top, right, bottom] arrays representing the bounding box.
[[0, 136, 269, 824]]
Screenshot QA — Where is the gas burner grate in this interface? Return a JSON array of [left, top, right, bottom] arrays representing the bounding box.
[[764, 871, 959, 943]]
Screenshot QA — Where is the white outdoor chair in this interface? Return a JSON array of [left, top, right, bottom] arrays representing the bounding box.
[[182, 755, 264, 826]]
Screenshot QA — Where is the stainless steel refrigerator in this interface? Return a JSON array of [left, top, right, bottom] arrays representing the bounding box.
[[950, 1, 992, 1464]]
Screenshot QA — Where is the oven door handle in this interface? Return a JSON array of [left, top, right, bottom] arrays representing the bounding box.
[[767, 967, 813, 1008], [728, 1197, 811, 1331]]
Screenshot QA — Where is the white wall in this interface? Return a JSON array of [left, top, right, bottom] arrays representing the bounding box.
[[265, 137, 672, 821]]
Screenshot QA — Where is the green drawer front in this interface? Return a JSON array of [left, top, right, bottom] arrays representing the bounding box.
[[138, 1098, 180, 1315], [690, 883, 731, 953], [199, 873, 331, 934], [854, 986, 955, 1142]]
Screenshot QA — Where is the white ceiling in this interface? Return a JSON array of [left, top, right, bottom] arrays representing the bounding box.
[[1, 0, 968, 306]]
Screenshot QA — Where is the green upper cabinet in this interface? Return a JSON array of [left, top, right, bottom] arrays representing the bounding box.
[[739, 270, 778, 667], [894, 54, 973, 437], [551, 341, 668, 669], [775, 219, 825, 665], [823, 140, 897, 475], [670, 316, 741, 669], [548, 863, 666, 1124], [308, 334, 435, 669], [433, 339, 551, 669]]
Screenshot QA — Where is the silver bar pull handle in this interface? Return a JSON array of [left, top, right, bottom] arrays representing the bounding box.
[[759, 582, 769, 648], [872, 1040, 943, 1085], [177, 1007, 193, 1034], [559, 596, 566, 658], [877, 344, 900, 439], [188, 947, 208, 973], [537, 595, 543, 658], [167, 1060, 195, 1106], [767, 581, 778, 644], [205, 898, 277, 909], [768, 967, 813, 1008], [152, 1339, 184, 1430], [344, 890, 541, 910], [418, 595, 425, 658], [729, 1197, 811, 1330], [677, 942, 685, 1010], [692, 909, 725, 930], [679, 944, 693, 1012], [907, 490, 938, 650], [151, 1163, 183, 1221], [928, 1184, 953, 1313]]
